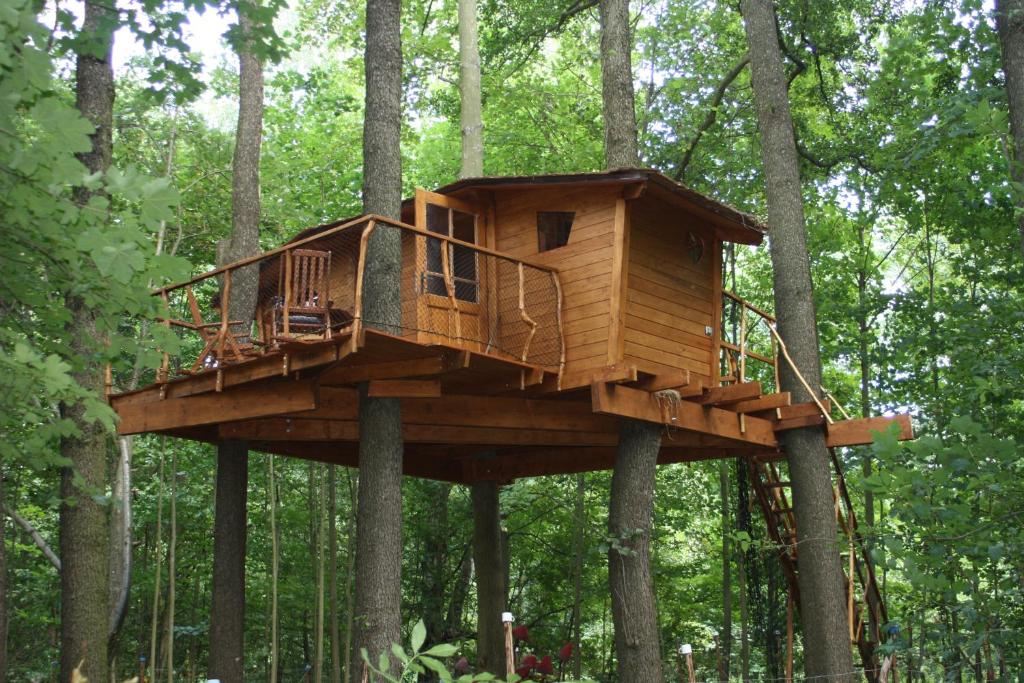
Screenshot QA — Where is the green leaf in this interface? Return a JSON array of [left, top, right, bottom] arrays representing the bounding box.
[[411, 618, 427, 653], [418, 655, 452, 681], [423, 643, 458, 657]]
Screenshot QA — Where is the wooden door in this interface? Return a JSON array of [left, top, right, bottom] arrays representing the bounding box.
[[414, 189, 487, 350]]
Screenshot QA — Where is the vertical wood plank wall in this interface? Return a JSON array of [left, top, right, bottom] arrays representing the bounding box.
[[492, 187, 618, 373], [622, 197, 717, 384]]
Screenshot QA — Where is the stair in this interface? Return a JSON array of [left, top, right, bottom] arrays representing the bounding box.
[[748, 450, 890, 683]]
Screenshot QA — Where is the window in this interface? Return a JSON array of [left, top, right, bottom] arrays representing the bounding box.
[[537, 211, 575, 252], [424, 205, 479, 303]]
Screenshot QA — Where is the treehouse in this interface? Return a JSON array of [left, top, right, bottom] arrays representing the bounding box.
[[109, 169, 913, 677], [111, 168, 914, 472]]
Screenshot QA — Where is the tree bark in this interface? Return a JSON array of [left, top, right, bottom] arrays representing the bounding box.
[[739, 1, 854, 680], [61, 0, 116, 678], [996, 0, 1024, 256], [352, 0, 404, 679], [458, 0, 483, 178], [599, 0, 639, 167], [315, 466, 327, 683], [149, 447, 165, 682], [471, 478, 506, 676], [607, 419, 664, 683], [208, 442, 249, 683]]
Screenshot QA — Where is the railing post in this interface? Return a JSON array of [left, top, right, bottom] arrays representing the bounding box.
[[550, 271, 566, 386], [739, 303, 747, 383], [517, 262, 537, 362], [352, 220, 376, 347], [219, 269, 232, 363], [440, 235, 462, 341], [158, 289, 171, 383]]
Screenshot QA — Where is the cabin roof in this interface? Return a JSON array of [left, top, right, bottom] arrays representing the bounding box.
[[290, 168, 765, 245]]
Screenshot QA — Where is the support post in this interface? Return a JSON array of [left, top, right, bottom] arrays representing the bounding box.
[[502, 612, 515, 679]]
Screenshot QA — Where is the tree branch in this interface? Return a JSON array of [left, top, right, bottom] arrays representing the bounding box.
[[3, 504, 61, 571], [673, 53, 750, 180]]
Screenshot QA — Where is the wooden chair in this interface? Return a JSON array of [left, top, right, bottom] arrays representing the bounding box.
[[274, 248, 332, 341]]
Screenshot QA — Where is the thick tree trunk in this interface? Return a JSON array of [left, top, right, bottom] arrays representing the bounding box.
[[61, 0, 116, 678], [208, 442, 249, 683], [471, 479, 506, 675], [739, 1, 854, 680], [597, 4, 662, 679], [458, 0, 483, 178], [352, 0, 404, 679], [599, 0, 638, 168], [607, 419, 664, 683], [996, 0, 1024, 256], [209, 5, 264, 679]]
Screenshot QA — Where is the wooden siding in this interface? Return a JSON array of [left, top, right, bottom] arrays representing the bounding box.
[[493, 187, 618, 372], [623, 197, 718, 383]]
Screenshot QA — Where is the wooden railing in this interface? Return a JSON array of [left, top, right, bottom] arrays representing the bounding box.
[[721, 290, 779, 390], [147, 215, 565, 386]]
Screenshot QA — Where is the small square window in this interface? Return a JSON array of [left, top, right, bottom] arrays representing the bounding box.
[[537, 211, 575, 252]]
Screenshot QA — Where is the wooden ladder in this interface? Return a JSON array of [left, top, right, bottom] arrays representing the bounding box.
[[748, 450, 891, 683]]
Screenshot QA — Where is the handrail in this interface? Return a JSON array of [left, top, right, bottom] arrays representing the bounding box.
[[722, 289, 778, 386], [148, 215, 566, 380], [153, 214, 559, 297]]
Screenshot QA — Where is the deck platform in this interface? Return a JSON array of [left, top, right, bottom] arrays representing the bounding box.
[[111, 327, 913, 484]]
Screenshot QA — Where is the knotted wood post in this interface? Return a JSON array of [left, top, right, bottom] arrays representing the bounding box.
[[680, 643, 695, 683]]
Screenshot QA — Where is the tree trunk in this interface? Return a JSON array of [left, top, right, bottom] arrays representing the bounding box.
[[597, 3, 662, 680], [328, 465, 340, 683], [342, 471, 357, 683], [270, 455, 280, 683], [61, 0, 116, 677], [149, 447, 165, 682], [719, 461, 732, 682], [996, 0, 1024, 256], [571, 474, 585, 680], [607, 419, 664, 683], [0, 470, 7, 683], [315, 466, 326, 683], [352, 0, 404, 679], [209, 3, 263, 678], [739, 1, 854, 680], [208, 442, 249, 683], [165, 446, 177, 683], [458, 0, 483, 178], [109, 435, 133, 655], [599, 0, 639, 167], [421, 483, 451, 648], [471, 478, 506, 676]]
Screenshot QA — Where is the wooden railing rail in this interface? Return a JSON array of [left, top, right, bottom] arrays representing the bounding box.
[[721, 289, 779, 388]]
